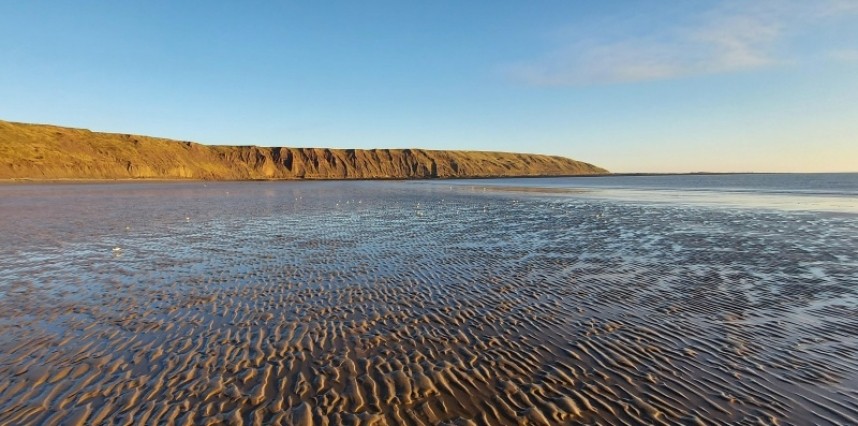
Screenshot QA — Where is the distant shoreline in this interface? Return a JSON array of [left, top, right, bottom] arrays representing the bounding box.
[[3, 171, 854, 185], [0, 174, 612, 185]]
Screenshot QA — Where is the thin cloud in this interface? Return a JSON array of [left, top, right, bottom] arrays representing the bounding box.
[[506, 1, 855, 86], [814, 0, 858, 17], [828, 49, 858, 63]]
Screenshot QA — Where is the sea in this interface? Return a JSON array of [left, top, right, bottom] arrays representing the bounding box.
[[0, 173, 856, 424], [431, 172, 858, 213]]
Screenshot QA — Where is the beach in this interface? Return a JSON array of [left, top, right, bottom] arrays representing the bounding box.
[[1, 178, 857, 425]]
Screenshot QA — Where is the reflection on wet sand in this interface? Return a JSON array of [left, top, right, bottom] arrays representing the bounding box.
[[0, 181, 857, 425]]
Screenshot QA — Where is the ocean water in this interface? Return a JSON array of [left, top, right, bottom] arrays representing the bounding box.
[[433, 173, 858, 213], [0, 176, 857, 424]]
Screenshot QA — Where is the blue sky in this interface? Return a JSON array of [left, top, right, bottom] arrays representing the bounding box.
[[1, 1, 857, 172]]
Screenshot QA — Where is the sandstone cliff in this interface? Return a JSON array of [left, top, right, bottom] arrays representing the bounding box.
[[0, 120, 608, 180]]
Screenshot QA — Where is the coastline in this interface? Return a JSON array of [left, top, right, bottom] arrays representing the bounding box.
[[0, 173, 613, 184], [7, 171, 855, 185]]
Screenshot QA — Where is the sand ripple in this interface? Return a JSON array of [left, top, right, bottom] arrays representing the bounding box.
[[0, 181, 857, 425]]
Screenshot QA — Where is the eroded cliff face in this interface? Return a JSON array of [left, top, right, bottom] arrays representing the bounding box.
[[0, 120, 608, 180]]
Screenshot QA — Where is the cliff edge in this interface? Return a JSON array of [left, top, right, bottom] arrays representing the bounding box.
[[0, 120, 608, 180]]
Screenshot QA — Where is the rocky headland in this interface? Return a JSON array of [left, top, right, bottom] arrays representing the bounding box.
[[0, 120, 608, 180]]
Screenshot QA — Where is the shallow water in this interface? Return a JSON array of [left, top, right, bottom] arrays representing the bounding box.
[[1, 180, 857, 425], [435, 173, 858, 213]]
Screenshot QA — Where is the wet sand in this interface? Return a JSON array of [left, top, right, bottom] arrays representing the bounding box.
[[1, 181, 857, 425]]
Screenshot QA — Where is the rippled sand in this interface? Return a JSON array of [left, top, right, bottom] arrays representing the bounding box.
[[1, 181, 857, 425]]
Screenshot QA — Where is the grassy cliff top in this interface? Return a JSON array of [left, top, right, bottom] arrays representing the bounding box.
[[0, 120, 608, 180]]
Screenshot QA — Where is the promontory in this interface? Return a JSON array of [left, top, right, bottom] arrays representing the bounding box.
[[0, 120, 608, 180]]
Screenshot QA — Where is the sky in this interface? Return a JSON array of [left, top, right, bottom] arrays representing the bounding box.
[[1, 1, 857, 173]]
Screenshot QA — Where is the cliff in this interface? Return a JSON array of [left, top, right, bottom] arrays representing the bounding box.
[[0, 120, 608, 180]]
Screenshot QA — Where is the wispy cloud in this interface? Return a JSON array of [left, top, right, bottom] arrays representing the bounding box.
[[828, 49, 858, 63], [814, 0, 858, 17], [506, 1, 858, 86]]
